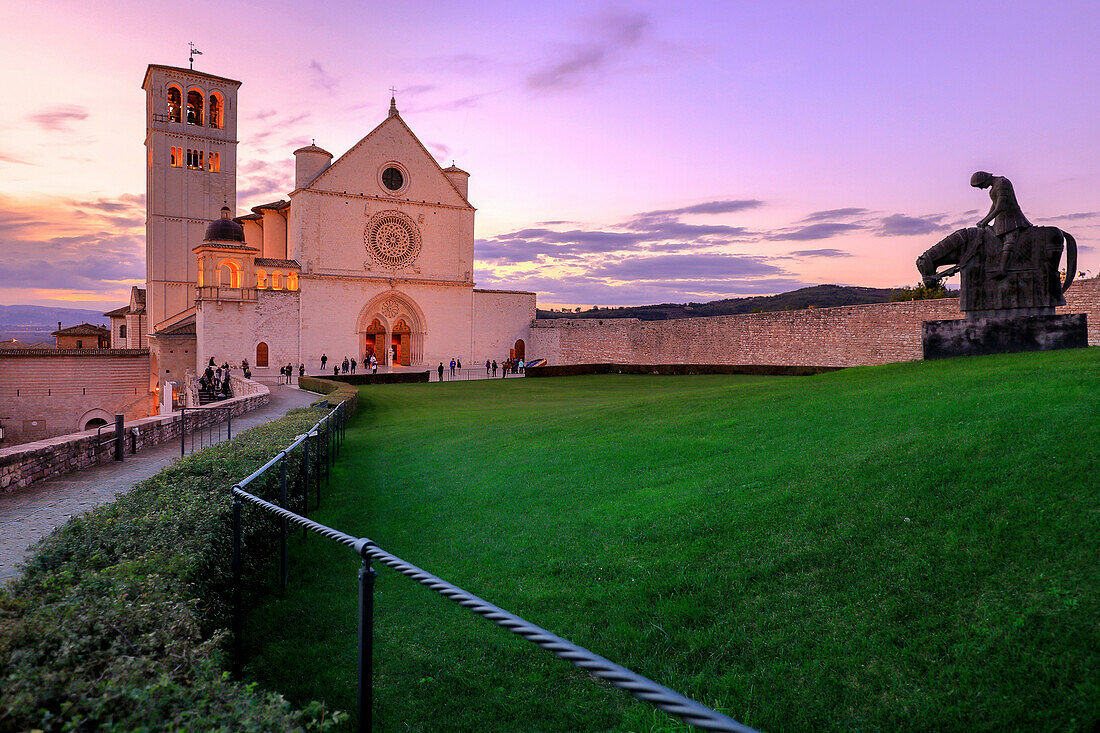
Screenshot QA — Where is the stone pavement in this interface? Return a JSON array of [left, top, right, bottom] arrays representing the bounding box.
[[0, 386, 320, 583]]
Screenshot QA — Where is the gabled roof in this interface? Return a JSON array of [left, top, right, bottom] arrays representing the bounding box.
[[235, 212, 263, 222], [52, 323, 109, 337], [103, 305, 130, 317], [304, 110, 473, 209]]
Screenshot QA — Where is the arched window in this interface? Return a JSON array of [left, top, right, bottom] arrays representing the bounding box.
[[119, 324, 127, 339], [84, 417, 108, 430], [186, 89, 204, 125], [218, 259, 241, 288], [167, 86, 182, 122], [287, 272, 299, 291], [208, 92, 223, 129], [271, 272, 282, 290], [255, 269, 267, 289], [256, 342, 269, 367]]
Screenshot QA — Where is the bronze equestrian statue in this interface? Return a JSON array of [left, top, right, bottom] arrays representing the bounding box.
[[916, 172, 1077, 318]]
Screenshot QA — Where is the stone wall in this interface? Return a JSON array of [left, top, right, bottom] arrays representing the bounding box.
[[530, 278, 1100, 367], [0, 349, 155, 447], [197, 289, 301, 384], [0, 380, 270, 494]]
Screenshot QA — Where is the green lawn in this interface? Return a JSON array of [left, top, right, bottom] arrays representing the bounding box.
[[244, 349, 1100, 732]]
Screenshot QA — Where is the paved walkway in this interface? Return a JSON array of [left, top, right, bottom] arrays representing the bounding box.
[[0, 386, 320, 583]]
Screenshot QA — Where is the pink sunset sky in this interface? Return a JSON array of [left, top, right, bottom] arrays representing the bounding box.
[[0, 0, 1096, 310]]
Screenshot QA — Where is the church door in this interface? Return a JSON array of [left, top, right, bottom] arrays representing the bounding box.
[[392, 319, 411, 366]]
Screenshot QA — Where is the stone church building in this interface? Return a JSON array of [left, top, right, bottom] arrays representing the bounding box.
[[142, 63, 535, 396]]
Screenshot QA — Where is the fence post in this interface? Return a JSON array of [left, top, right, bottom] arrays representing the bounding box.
[[113, 414, 124, 462], [228, 409, 232, 441], [180, 409, 186, 457], [279, 457, 288, 593], [301, 434, 310, 538], [232, 496, 243, 677], [357, 554, 376, 733]]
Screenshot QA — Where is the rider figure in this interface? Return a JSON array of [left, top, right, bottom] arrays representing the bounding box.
[[971, 171, 1031, 276]]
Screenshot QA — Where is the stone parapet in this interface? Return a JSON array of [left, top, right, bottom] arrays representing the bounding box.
[[0, 381, 269, 494]]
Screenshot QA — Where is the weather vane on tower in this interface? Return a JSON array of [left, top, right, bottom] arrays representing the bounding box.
[[188, 42, 203, 70]]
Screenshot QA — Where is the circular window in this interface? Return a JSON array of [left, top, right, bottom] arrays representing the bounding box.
[[365, 210, 421, 269], [382, 167, 404, 191]]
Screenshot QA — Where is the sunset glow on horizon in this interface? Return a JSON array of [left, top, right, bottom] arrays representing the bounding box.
[[1, 0, 1097, 310]]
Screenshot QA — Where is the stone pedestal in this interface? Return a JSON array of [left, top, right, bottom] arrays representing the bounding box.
[[922, 313, 1088, 360]]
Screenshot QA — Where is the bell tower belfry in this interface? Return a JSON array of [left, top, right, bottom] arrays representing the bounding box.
[[142, 64, 241, 330]]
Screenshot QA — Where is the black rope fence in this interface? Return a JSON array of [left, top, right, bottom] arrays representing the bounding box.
[[230, 399, 758, 733]]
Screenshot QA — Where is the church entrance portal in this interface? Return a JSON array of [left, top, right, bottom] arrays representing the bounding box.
[[362, 318, 385, 363], [357, 294, 425, 367]]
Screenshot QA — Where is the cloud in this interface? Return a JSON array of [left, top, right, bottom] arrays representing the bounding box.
[[405, 93, 489, 114], [308, 60, 338, 93], [876, 213, 947, 236], [0, 152, 33, 165], [766, 222, 866, 241], [527, 9, 649, 90], [790, 248, 853, 258], [1037, 211, 1100, 222], [28, 105, 89, 132], [801, 207, 868, 222], [0, 194, 145, 305], [590, 253, 784, 281]]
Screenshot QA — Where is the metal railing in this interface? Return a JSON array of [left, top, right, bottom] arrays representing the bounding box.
[[430, 365, 528, 382], [229, 400, 757, 732], [180, 405, 233, 456]]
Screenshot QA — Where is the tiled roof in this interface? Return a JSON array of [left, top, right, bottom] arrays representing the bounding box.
[[192, 242, 261, 252], [250, 200, 290, 214], [255, 258, 301, 268], [103, 305, 130, 317], [158, 313, 196, 336], [235, 213, 262, 222], [52, 323, 109, 336]]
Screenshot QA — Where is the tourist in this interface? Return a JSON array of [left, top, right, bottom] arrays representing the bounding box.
[[350, 358, 357, 374], [342, 357, 349, 374], [334, 364, 339, 377], [449, 358, 456, 377], [320, 353, 328, 371], [485, 359, 491, 376], [370, 354, 377, 374], [438, 362, 444, 381], [501, 359, 507, 378], [457, 358, 462, 370], [298, 363, 305, 378], [518, 359, 525, 374], [286, 363, 293, 384], [492, 360, 497, 377]]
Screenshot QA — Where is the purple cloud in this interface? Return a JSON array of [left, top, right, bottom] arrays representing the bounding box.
[[767, 222, 866, 241], [801, 207, 868, 222], [28, 105, 89, 132], [876, 213, 947, 236], [527, 9, 649, 90], [790, 249, 853, 258], [308, 60, 338, 92]]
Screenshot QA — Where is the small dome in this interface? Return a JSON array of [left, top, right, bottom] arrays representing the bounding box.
[[443, 164, 469, 175], [294, 143, 332, 157], [205, 206, 245, 242]]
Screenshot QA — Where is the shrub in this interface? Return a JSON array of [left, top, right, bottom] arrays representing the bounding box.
[[0, 406, 348, 731]]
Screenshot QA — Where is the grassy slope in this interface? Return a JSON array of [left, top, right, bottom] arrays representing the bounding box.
[[245, 348, 1100, 732]]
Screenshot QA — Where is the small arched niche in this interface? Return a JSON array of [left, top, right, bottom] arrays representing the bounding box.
[[186, 89, 204, 125]]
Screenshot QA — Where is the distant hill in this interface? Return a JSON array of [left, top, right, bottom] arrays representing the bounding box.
[[0, 304, 114, 342], [536, 284, 954, 321]]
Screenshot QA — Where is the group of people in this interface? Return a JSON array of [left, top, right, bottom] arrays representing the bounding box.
[[435, 356, 525, 381], [200, 358, 234, 398], [279, 363, 305, 384], [319, 352, 379, 377]]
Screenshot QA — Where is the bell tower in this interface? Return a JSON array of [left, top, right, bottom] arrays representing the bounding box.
[[142, 64, 241, 330]]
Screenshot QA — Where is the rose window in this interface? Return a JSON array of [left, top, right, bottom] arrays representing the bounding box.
[[365, 211, 421, 270]]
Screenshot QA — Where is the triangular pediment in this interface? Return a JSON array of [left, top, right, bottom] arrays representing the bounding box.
[[305, 113, 472, 209]]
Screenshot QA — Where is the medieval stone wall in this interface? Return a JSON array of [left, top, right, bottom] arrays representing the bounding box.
[[472, 289, 537, 364], [0, 350, 155, 447], [529, 278, 1100, 367], [0, 382, 269, 493], [196, 290, 301, 384]]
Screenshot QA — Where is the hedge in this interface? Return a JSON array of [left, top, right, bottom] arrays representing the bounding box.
[[298, 376, 361, 408], [303, 371, 430, 386], [0, 405, 349, 731], [524, 363, 844, 378]]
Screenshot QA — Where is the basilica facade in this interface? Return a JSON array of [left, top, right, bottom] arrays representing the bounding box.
[[142, 64, 534, 395]]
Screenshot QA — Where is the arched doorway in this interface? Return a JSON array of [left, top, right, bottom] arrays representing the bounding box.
[[362, 318, 385, 362], [391, 319, 411, 366], [356, 292, 427, 367], [512, 339, 525, 361]]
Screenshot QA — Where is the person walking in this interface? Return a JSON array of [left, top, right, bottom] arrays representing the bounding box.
[[438, 362, 445, 382], [298, 363, 305, 378], [370, 353, 377, 374], [320, 353, 328, 371], [491, 360, 497, 377], [485, 359, 491, 376]]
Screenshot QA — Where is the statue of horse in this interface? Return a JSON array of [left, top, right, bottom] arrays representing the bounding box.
[[916, 226, 1077, 317]]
